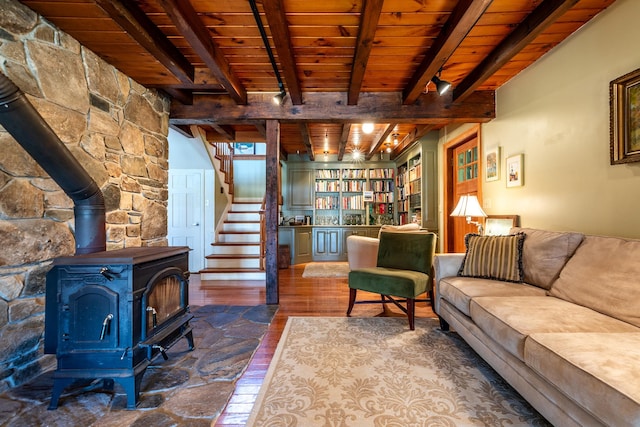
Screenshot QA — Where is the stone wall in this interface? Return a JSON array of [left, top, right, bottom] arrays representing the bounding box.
[[0, 0, 170, 391]]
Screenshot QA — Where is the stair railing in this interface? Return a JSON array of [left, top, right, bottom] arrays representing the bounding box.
[[259, 196, 266, 271], [210, 142, 234, 196]]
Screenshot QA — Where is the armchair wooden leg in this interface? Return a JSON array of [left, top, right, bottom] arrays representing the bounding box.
[[347, 288, 357, 317], [407, 298, 415, 330]]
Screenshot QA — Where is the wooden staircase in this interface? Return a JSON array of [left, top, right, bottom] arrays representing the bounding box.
[[200, 201, 266, 281]]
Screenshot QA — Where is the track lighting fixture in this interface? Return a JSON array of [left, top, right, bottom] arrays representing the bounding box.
[[273, 89, 286, 105], [250, 0, 287, 106], [431, 75, 451, 95]]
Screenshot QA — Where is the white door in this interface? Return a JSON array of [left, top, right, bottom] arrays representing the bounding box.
[[168, 170, 204, 272]]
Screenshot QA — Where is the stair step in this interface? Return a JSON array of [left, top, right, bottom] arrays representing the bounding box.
[[230, 203, 262, 212], [205, 257, 261, 269], [218, 232, 260, 243], [227, 212, 261, 221], [222, 222, 260, 233], [199, 268, 266, 281], [209, 243, 261, 255]]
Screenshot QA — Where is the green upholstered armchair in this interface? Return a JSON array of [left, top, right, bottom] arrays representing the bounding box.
[[347, 230, 437, 330]]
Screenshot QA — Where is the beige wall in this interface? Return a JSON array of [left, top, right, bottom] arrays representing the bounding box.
[[440, 0, 640, 239]]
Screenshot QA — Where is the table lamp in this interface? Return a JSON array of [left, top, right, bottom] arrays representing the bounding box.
[[450, 195, 487, 234]]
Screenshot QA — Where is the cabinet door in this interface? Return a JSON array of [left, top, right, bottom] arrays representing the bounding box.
[[288, 169, 314, 209], [313, 228, 342, 260], [294, 229, 313, 264]]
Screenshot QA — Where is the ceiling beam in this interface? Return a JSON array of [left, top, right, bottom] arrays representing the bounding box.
[[94, 0, 194, 84], [262, 0, 303, 105], [169, 124, 194, 138], [162, 88, 193, 105], [337, 124, 352, 161], [298, 123, 315, 161], [254, 122, 267, 139], [454, 0, 580, 102], [170, 91, 495, 124], [391, 125, 435, 158], [212, 125, 236, 141], [157, 0, 248, 104], [366, 124, 396, 160], [403, 0, 494, 105], [348, 0, 385, 105]]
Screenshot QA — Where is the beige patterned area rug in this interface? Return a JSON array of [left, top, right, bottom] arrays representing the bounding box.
[[247, 317, 551, 427], [302, 262, 350, 278]]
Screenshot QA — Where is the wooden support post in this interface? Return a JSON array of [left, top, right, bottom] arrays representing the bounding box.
[[265, 120, 280, 304]]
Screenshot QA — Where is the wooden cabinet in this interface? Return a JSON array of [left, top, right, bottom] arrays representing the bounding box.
[[281, 225, 380, 263], [279, 226, 313, 265], [288, 168, 314, 209], [313, 228, 342, 261], [294, 227, 313, 264]]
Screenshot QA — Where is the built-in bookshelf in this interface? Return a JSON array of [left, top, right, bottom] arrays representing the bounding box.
[[408, 153, 422, 225], [312, 167, 395, 225], [368, 168, 394, 225], [396, 153, 422, 225]]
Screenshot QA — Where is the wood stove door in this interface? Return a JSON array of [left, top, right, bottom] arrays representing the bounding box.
[[60, 284, 119, 351]]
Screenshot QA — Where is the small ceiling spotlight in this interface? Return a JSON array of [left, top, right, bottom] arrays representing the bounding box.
[[393, 134, 399, 146], [273, 90, 286, 105], [362, 122, 374, 134], [431, 74, 451, 95]]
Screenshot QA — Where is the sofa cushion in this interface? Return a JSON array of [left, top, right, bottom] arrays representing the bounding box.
[[377, 223, 420, 238], [458, 233, 525, 283], [549, 235, 640, 328], [469, 296, 639, 361], [438, 276, 545, 317], [510, 227, 584, 290], [525, 333, 640, 426]]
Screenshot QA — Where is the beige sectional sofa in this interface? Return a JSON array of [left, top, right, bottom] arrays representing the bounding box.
[[434, 227, 640, 427]]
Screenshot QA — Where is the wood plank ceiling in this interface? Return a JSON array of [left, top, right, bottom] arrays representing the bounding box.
[[21, 0, 617, 161]]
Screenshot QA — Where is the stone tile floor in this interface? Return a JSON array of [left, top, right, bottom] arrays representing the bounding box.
[[0, 305, 277, 426]]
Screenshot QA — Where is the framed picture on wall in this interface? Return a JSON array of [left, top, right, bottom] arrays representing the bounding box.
[[506, 154, 524, 187], [484, 215, 520, 236], [234, 142, 255, 155], [610, 67, 640, 164], [485, 146, 500, 181]]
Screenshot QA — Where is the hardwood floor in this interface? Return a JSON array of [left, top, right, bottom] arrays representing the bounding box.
[[190, 262, 436, 426]]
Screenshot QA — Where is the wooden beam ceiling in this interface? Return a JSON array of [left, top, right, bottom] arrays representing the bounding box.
[[454, 0, 581, 102], [170, 91, 495, 124], [157, 0, 247, 104]]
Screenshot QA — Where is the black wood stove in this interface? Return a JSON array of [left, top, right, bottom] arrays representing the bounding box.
[[44, 246, 193, 409]]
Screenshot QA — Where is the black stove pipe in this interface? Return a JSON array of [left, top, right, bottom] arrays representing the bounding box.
[[0, 73, 106, 254]]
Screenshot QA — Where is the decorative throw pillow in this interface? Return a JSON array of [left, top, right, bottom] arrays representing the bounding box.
[[458, 233, 526, 283]]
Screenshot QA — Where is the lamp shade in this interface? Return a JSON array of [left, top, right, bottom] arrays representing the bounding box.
[[450, 195, 487, 218], [432, 75, 452, 95]]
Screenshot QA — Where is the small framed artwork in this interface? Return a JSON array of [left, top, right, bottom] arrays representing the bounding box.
[[506, 154, 524, 187], [234, 142, 255, 155], [485, 146, 500, 181], [484, 215, 520, 236], [610, 67, 640, 164]]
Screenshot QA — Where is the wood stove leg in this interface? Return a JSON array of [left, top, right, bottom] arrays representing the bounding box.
[[48, 377, 75, 410], [118, 374, 143, 409], [185, 330, 194, 351]]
